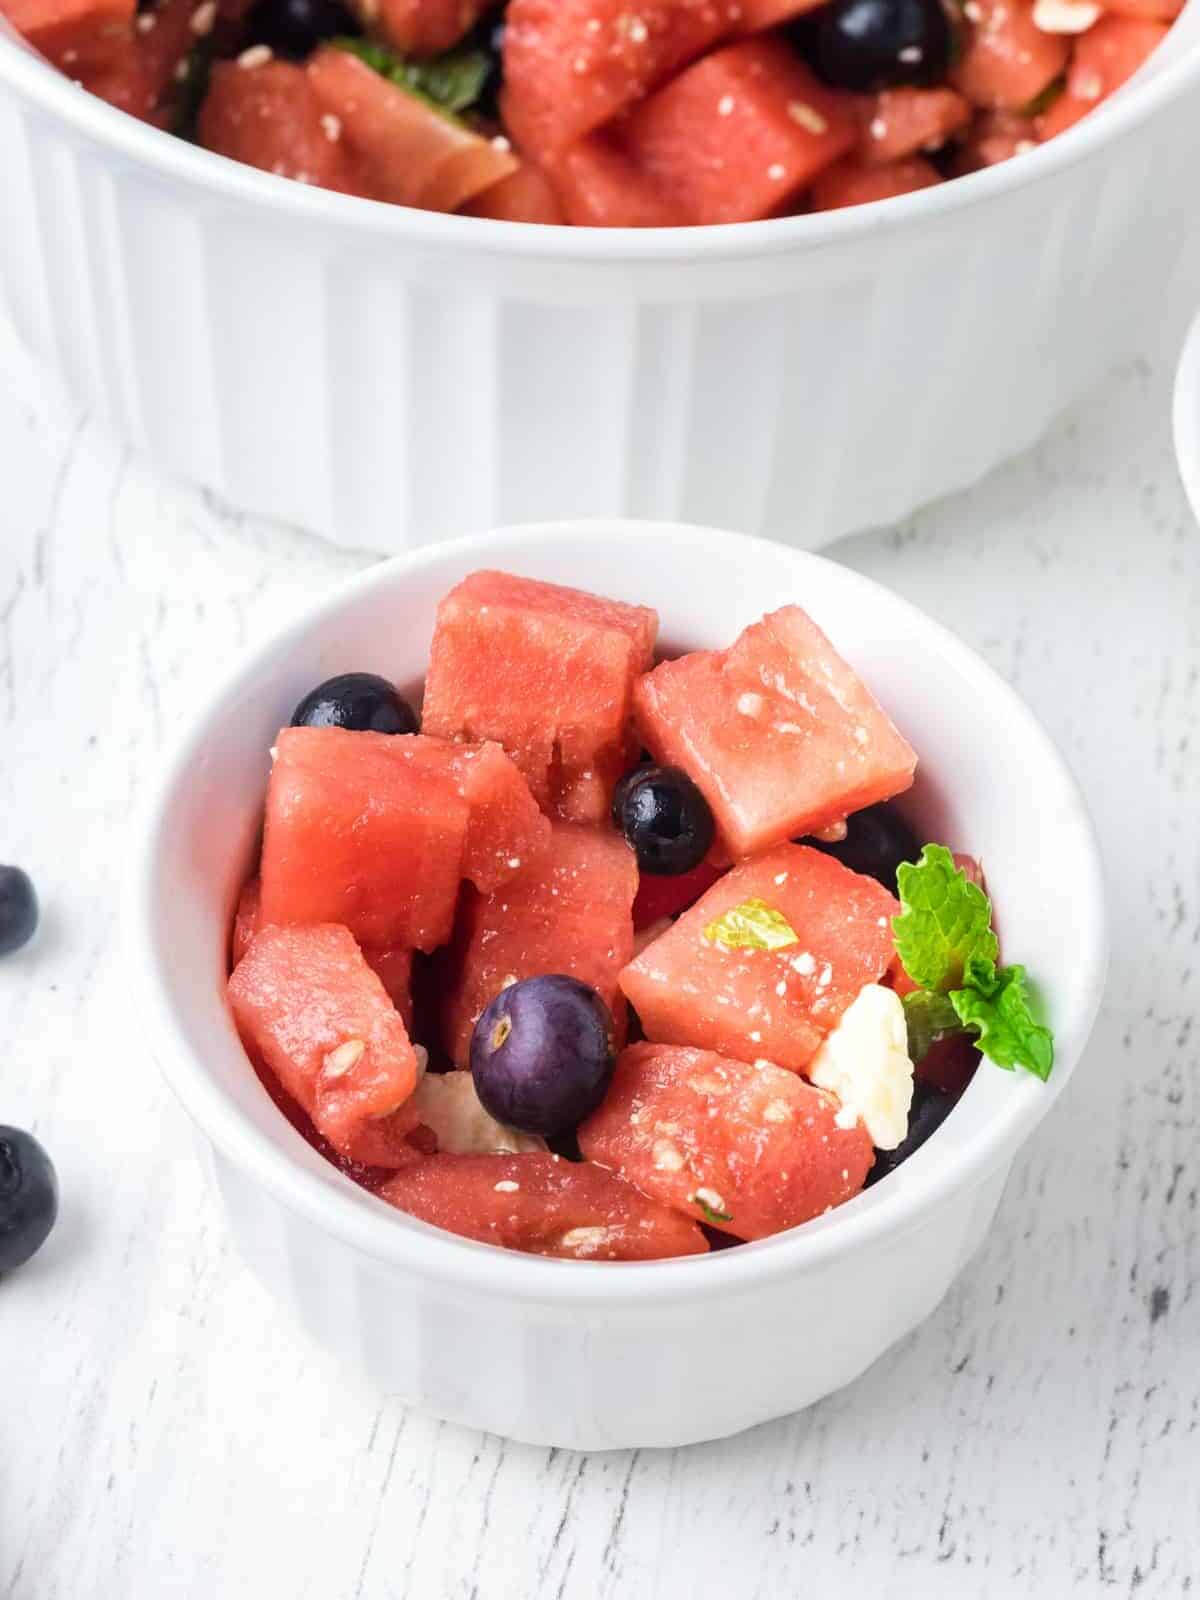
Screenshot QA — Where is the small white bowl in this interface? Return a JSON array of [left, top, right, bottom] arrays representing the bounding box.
[[128, 521, 1106, 1450]]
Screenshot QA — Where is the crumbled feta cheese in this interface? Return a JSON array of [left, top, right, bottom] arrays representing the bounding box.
[[559, 1226, 612, 1254], [494, 1180, 520, 1193], [653, 1138, 686, 1171], [807, 984, 914, 1150], [237, 44, 273, 68], [737, 691, 764, 717], [1033, 0, 1100, 30], [407, 1070, 545, 1156]]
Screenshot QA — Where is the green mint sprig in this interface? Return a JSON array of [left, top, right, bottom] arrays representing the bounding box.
[[333, 37, 491, 118], [895, 845, 1054, 1082]]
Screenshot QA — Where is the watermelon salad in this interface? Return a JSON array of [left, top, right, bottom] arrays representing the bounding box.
[[3, 0, 1178, 221], [222, 571, 1056, 1262]]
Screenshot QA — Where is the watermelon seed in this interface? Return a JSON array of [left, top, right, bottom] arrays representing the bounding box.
[[323, 1038, 365, 1077]]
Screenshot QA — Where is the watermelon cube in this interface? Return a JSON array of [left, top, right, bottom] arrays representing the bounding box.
[[386, 734, 551, 893], [200, 59, 372, 194], [306, 47, 518, 212], [634, 604, 916, 858], [811, 154, 942, 210], [859, 87, 970, 165], [230, 872, 414, 1026], [461, 162, 566, 225], [368, 0, 492, 54], [1036, 17, 1168, 139], [4, 0, 133, 67], [421, 570, 658, 822], [440, 821, 638, 1065], [228, 923, 422, 1168], [260, 726, 469, 952], [546, 132, 684, 228], [380, 1151, 709, 1258], [501, 0, 739, 161], [950, 0, 1069, 112], [622, 38, 858, 225], [619, 844, 898, 1073], [579, 1043, 874, 1238]]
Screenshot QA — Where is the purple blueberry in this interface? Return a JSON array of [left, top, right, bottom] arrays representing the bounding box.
[[470, 975, 616, 1137], [0, 1127, 58, 1275]]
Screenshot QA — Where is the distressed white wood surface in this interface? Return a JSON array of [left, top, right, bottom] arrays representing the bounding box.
[[1, 311, 1197, 1600]]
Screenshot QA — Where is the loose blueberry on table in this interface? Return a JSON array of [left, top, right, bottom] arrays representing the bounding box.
[[0, 1127, 58, 1277], [226, 569, 1054, 1261], [0, 866, 38, 958]]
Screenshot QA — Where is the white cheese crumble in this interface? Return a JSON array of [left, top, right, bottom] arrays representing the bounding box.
[[807, 984, 914, 1151], [1033, 0, 1100, 30], [407, 1070, 544, 1156]]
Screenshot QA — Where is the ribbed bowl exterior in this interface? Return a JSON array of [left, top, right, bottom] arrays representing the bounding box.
[[211, 1141, 1012, 1449], [0, 64, 1197, 552]]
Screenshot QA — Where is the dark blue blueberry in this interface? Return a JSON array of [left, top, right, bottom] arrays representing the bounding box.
[[245, 0, 360, 60], [0, 1128, 58, 1275], [817, 0, 956, 90], [471, 975, 616, 1138], [0, 867, 37, 957], [290, 672, 417, 735], [612, 765, 715, 876], [807, 802, 920, 892], [866, 1084, 956, 1185]]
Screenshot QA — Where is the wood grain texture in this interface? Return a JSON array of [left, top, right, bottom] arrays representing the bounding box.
[[0, 315, 1196, 1600]]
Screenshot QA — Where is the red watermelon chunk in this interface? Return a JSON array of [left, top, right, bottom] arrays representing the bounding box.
[[228, 923, 422, 1167], [460, 161, 567, 224], [859, 86, 970, 164], [949, 109, 1037, 172], [546, 132, 684, 227], [634, 604, 916, 859], [200, 58, 372, 193], [950, 0, 1069, 111], [386, 734, 551, 893], [230, 872, 414, 1026], [4, 0, 133, 67], [260, 726, 469, 952], [421, 570, 658, 822], [622, 37, 858, 224], [812, 154, 941, 209], [440, 821, 637, 1065], [1036, 17, 1168, 139], [366, 0, 492, 54], [380, 1151, 709, 1258], [501, 0, 739, 161], [579, 1043, 874, 1238], [735, 0, 826, 30], [633, 857, 725, 930], [306, 46, 518, 211], [619, 844, 898, 1073]]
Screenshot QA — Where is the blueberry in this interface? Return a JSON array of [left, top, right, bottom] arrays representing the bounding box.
[[290, 672, 418, 735], [0, 1128, 58, 1275], [471, 975, 616, 1137], [612, 765, 715, 877], [816, 0, 956, 90], [866, 1084, 955, 1186], [807, 802, 920, 892], [244, 0, 359, 60], [0, 867, 37, 957]]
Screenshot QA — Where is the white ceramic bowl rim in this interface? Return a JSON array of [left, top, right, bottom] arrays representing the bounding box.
[[2, 14, 1199, 259], [129, 521, 1107, 1308]]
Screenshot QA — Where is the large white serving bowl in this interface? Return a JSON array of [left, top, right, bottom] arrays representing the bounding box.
[[128, 520, 1106, 1449], [2, 14, 1200, 553]]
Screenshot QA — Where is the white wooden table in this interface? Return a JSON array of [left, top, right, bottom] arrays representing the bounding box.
[[2, 308, 1197, 1600]]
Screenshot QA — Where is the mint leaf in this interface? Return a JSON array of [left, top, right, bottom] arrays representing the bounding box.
[[333, 37, 491, 117], [893, 844, 997, 992], [1021, 75, 1065, 118], [703, 898, 799, 952], [691, 1190, 732, 1225], [902, 989, 966, 1064], [950, 959, 1054, 1081]]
